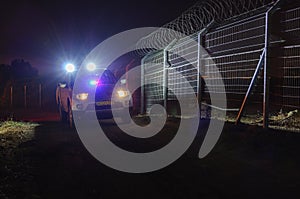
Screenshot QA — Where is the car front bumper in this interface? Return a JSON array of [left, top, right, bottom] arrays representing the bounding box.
[[72, 99, 132, 120]]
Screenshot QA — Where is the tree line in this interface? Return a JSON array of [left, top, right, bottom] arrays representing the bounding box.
[[0, 59, 39, 103]]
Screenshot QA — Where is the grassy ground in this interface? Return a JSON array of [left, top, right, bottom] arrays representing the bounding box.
[[0, 116, 299, 198], [210, 109, 300, 132], [0, 121, 39, 199]]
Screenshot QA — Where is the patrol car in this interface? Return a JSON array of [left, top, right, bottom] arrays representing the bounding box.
[[56, 63, 132, 127]]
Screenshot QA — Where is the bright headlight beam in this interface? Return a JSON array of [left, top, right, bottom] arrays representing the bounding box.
[[65, 63, 75, 73], [86, 63, 96, 71]]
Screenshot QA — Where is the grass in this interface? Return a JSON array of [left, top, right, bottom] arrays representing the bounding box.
[[0, 120, 38, 133], [210, 109, 300, 132], [0, 120, 39, 199], [0, 120, 38, 148]]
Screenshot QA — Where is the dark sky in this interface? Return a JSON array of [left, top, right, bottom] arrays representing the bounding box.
[[0, 0, 199, 75]]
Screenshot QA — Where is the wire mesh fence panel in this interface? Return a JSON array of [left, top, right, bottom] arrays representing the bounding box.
[[168, 34, 198, 100], [282, 6, 300, 40], [143, 51, 164, 113], [203, 11, 267, 110], [140, 1, 300, 131], [163, 34, 199, 116], [281, 6, 300, 110]]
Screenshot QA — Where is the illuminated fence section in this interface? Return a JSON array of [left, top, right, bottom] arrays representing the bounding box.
[[281, 6, 300, 109], [143, 51, 164, 112], [168, 34, 198, 100], [282, 46, 300, 109], [141, 2, 300, 128], [203, 12, 266, 108]]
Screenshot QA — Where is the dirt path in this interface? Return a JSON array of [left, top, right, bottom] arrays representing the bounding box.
[[28, 119, 300, 199], [32, 120, 214, 199], [1, 116, 300, 198]]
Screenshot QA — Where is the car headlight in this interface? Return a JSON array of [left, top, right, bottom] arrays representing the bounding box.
[[117, 90, 129, 98], [86, 63, 96, 71], [76, 93, 89, 101]]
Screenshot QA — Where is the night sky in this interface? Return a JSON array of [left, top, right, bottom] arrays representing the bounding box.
[[0, 0, 199, 75]]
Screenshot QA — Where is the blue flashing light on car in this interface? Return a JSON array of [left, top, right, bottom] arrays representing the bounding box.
[[89, 80, 100, 86]]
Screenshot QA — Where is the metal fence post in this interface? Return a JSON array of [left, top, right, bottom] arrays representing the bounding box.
[[198, 32, 203, 119], [236, 49, 265, 124], [163, 39, 177, 114], [263, 11, 270, 129], [198, 30, 206, 118], [263, 0, 281, 128], [197, 21, 214, 119], [163, 50, 169, 111], [140, 55, 147, 115]]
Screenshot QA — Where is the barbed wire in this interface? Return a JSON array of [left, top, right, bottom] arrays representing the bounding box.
[[136, 0, 275, 55]]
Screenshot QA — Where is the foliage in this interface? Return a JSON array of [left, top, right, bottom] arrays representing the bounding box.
[[0, 59, 39, 104], [10, 59, 38, 79]]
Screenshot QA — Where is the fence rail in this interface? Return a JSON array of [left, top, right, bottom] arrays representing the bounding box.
[[1, 81, 57, 111]]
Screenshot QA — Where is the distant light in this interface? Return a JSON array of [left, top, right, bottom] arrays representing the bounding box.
[[86, 63, 96, 71], [120, 79, 126, 85], [89, 80, 100, 86], [65, 63, 75, 73]]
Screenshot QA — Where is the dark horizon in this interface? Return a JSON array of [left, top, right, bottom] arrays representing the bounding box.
[[0, 0, 199, 75]]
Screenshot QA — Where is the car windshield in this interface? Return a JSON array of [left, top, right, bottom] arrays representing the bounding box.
[[100, 70, 116, 84]]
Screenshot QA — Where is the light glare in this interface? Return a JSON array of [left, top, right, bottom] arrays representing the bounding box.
[[65, 63, 75, 73], [86, 63, 96, 71], [89, 80, 100, 86]]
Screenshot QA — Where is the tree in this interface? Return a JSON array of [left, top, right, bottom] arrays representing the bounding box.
[[10, 59, 38, 79], [0, 59, 39, 102]]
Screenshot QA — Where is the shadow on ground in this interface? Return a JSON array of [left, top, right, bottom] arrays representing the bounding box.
[[30, 119, 300, 199]]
